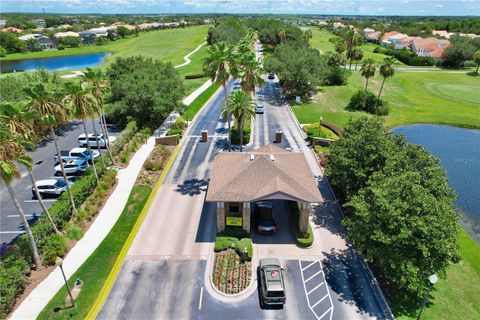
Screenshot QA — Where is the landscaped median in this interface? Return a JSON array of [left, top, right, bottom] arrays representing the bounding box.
[[37, 144, 175, 320], [213, 227, 253, 295]]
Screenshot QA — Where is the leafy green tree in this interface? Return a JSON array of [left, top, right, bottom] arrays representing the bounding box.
[[347, 90, 389, 115], [0, 32, 27, 53], [377, 57, 396, 104], [326, 117, 393, 200], [106, 56, 184, 130], [360, 58, 376, 92], [116, 26, 131, 38], [0, 46, 6, 57], [58, 36, 81, 48], [442, 36, 476, 67], [203, 42, 236, 151], [474, 50, 480, 74], [344, 138, 459, 299]]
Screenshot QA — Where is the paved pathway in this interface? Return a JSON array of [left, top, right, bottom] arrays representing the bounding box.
[[175, 41, 207, 69]]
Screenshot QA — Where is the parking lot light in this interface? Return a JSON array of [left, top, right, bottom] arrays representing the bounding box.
[[56, 257, 76, 308], [417, 274, 438, 320]]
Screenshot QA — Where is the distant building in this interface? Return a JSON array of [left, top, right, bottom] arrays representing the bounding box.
[[79, 27, 108, 44], [53, 31, 80, 38], [365, 31, 381, 43], [19, 33, 56, 50], [138, 23, 153, 30], [332, 22, 345, 30], [432, 30, 455, 39], [31, 19, 46, 28], [0, 20, 6, 28], [381, 31, 409, 49], [57, 24, 72, 30], [409, 37, 450, 59], [1, 27, 23, 33]]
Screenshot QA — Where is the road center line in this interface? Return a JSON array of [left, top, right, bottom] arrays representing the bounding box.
[[198, 286, 203, 310]]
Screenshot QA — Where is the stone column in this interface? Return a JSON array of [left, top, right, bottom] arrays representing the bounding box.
[[299, 202, 310, 233], [242, 202, 251, 233], [217, 202, 225, 233]]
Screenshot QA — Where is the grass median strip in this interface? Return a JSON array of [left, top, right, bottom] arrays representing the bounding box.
[[184, 82, 220, 120], [37, 184, 152, 320]]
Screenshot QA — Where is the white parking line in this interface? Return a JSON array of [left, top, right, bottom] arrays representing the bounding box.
[[305, 270, 322, 283], [198, 287, 203, 310], [311, 294, 329, 309], [7, 214, 37, 218], [307, 281, 325, 295], [299, 260, 334, 320], [0, 231, 24, 234], [24, 199, 56, 203], [302, 261, 317, 272]]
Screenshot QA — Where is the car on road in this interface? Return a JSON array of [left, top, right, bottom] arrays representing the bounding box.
[[255, 102, 265, 114], [254, 201, 277, 234], [78, 133, 116, 149], [267, 72, 275, 80], [55, 159, 88, 176], [32, 179, 72, 198], [259, 258, 286, 307], [54, 147, 100, 165]]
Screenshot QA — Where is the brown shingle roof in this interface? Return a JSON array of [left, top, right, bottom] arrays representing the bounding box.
[[206, 145, 323, 203]]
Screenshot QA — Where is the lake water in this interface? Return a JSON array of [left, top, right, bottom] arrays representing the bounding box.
[[392, 124, 480, 242], [0, 52, 111, 73]]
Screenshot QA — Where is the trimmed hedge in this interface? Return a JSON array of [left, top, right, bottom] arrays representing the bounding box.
[[185, 73, 205, 79], [287, 201, 314, 248], [384, 48, 435, 66], [215, 227, 252, 260]]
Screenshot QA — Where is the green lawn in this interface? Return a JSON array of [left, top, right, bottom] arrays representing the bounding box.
[[1, 25, 210, 68], [292, 70, 480, 129], [37, 185, 152, 320], [184, 82, 220, 120], [309, 28, 406, 66], [395, 228, 480, 320]]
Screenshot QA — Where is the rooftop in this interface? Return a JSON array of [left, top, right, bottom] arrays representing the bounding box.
[[206, 144, 323, 204]]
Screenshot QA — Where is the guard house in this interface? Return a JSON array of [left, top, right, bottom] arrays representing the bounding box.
[[206, 145, 323, 233]]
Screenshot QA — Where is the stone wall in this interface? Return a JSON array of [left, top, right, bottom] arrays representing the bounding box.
[[155, 135, 178, 146]]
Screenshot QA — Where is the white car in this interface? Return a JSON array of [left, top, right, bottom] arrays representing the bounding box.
[[255, 103, 265, 114], [32, 179, 72, 198], [78, 133, 116, 149], [55, 159, 88, 176]]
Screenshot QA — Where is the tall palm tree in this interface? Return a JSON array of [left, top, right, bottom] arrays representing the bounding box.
[[360, 58, 377, 92], [0, 102, 61, 235], [377, 57, 396, 104], [238, 51, 264, 152], [221, 90, 256, 141], [473, 50, 480, 74], [203, 42, 236, 152], [0, 127, 42, 270], [82, 68, 114, 164], [24, 82, 78, 217], [351, 47, 364, 71], [63, 82, 99, 183]]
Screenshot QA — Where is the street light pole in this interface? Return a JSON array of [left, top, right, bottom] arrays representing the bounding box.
[[417, 274, 438, 320], [56, 257, 76, 308]]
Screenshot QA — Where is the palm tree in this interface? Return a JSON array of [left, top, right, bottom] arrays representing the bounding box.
[[221, 90, 256, 141], [0, 127, 42, 270], [63, 82, 99, 183], [82, 68, 114, 164], [474, 50, 480, 74], [360, 58, 377, 92], [238, 51, 264, 152], [0, 102, 61, 235], [24, 82, 78, 218], [203, 42, 236, 151], [377, 57, 396, 105], [351, 47, 364, 71]]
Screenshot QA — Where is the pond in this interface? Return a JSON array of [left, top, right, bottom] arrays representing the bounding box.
[[0, 52, 111, 73], [392, 124, 480, 242]]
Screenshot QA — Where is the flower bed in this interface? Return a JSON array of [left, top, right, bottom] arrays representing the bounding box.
[[212, 249, 251, 295]]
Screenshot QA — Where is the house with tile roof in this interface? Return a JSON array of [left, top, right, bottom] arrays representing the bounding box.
[[409, 37, 450, 59]]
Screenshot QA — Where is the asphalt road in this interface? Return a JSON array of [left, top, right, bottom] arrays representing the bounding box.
[[0, 120, 118, 245], [99, 43, 392, 319]]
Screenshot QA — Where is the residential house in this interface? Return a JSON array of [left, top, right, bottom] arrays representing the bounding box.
[[138, 23, 153, 30], [363, 27, 375, 36], [332, 22, 345, 30], [1, 27, 23, 33], [432, 30, 455, 39], [19, 34, 56, 50], [381, 31, 409, 49], [31, 19, 46, 28], [53, 31, 80, 38], [57, 24, 73, 30], [0, 20, 6, 28], [364, 28, 381, 43], [458, 32, 480, 39], [79, 27, 108, 44], [409, 37, 450, 59]]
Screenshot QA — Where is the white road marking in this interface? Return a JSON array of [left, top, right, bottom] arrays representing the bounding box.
[[24, 199, 56, 203], [299, 260, 334, 320], [0, 231, 24, 234], [305, 270, 322, 283], [7, 214, 37, 218], [198, 287, 203, 310]]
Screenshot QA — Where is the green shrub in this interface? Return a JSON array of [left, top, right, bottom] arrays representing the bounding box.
[[172, 116, 188, 130], [110, 121, 138, 155], [0, 247, 30, 318], [214, 236, 239, 252], [144, 160, 163, 171], [237, 238, 253, 260], [385, 48, 435, 66], [166, 128, 183, 139], [218, 227, 250, 239], [42, 234, 67, 265], [66, 224, 84, 240], [287, 201, 314, 248], [346, 90, 389, 115]]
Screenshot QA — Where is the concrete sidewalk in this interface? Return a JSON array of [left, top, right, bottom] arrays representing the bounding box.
[[10, 137, 156, 320]]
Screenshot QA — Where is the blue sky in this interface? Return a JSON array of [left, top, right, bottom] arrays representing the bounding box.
[[1, 0, 479, 16]]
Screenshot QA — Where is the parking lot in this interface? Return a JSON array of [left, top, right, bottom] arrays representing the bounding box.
[[0, 120, 118, 246]]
